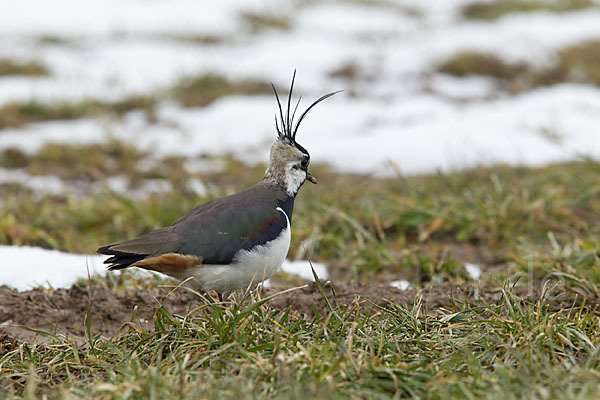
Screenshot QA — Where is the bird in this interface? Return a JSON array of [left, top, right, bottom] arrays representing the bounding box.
[[97, 72, 339, 294]]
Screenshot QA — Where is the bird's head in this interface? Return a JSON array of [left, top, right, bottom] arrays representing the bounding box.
[[264, 71, 339, 196]]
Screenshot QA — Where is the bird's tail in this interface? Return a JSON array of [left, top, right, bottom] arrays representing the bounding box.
[[97, 245, 146, 270]]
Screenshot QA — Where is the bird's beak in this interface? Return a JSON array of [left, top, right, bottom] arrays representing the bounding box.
[[306, 171, 317, 184]]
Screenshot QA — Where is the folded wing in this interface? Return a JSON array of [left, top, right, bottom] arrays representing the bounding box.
[[98, 189, 287, 271]]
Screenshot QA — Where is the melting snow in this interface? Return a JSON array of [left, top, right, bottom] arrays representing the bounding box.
[[263, 260, 329, 288], [0, 0, 599, 288], [281, 260, 329, 281], [0, 246, 106, 291], [390, 280, 411, 291], [464, 263, 482, 280], [2, 85, 598, 176], [0, 245, 328, 291]]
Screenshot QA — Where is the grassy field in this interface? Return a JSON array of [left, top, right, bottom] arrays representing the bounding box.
[[436, 41, 600, 94], [3, 281, 600, 399], [2, 0, 600, 396], [1, 151, 600, 399], [2, 2, 600, 395]]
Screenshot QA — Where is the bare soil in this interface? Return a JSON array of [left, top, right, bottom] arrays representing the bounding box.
[[0, 278, 561, 345]]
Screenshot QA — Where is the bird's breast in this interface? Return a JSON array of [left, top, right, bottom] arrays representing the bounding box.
[[189, 207, 291, 292]]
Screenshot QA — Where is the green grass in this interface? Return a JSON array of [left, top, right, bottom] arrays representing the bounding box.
[[0, 74, 271, 129], [171, 73, 273, 108], [0, 59, 49, 77], [556, 40, 600, 86], [0, 97, 156, 130], [1, 144, 599, 284], [1, 152, 600, 398], [295, 161, 600, 278], [34, 36, 75, 46], [2, 280, 600, 399], [0, 141, 143, 181], [239, 11, 291, 32], [329, 62, 361, 80], [462, 0, 595, 20], [1, 4, 598, 396], [436, 51, 526, 81], [0, 141, 193, 186], [168, 34, 225, 45], [532, 41, 600, 87], [437, 41, 600, 93]]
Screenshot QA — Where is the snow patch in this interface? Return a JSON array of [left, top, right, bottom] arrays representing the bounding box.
[[465, 263, 482, 280], [281, 260, 329, 282], [0, 1, 598, 175], [5, 83, 598, 178], [429, 74, 498, 100], [0, 246, 107, 291], [390, 280, 411, 291], [0, 168, 67, 195], [0, 245, 328, 291]]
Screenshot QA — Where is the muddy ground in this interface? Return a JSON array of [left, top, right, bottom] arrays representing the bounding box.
[[0, 276, 579, 344]]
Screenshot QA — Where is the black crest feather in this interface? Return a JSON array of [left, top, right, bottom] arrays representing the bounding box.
[[271, 70, 341, 144]]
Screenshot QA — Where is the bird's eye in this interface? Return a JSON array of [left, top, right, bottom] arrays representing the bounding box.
[[300, 158, 309, 169]]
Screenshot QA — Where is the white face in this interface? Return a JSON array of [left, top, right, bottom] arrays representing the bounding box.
[[284, 160, 308, 196], [265, 139, 314, 195]]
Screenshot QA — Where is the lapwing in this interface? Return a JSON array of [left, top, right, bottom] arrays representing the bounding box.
[[97, 72, 338, 294]]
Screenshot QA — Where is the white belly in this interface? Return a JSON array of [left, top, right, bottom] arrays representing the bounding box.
[[190, 207, 291, 292]]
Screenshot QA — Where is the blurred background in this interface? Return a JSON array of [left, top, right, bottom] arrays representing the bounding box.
[[1, 0, 600, 290]]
